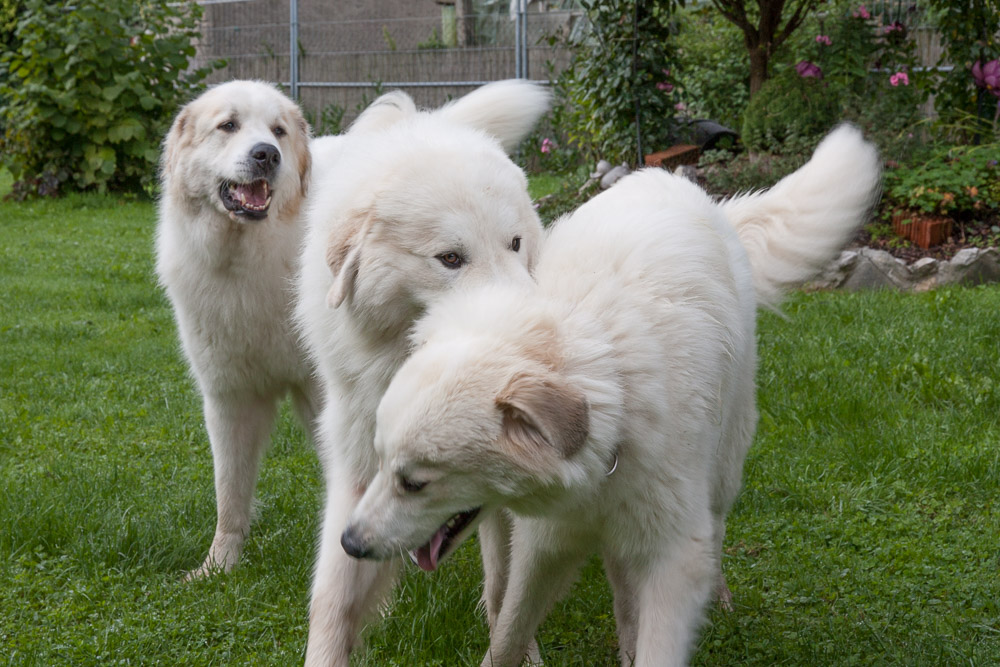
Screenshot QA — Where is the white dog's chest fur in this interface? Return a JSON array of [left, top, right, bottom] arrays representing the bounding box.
[[158, 214, 308, 396]]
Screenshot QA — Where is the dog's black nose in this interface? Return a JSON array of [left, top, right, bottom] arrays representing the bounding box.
[[341, 525, 372, 560], [250, 142, 280, 174]]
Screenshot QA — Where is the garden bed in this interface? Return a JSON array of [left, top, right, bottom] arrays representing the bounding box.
[[854, 216, 1000, 263]]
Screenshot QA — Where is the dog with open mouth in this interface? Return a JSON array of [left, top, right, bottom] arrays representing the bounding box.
[[156, 80, 317, 579], [343, 125, 881, 666]]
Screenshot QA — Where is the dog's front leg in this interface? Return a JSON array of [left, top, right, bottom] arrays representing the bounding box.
[[633, 532, 715, 667], [479, 511, 544, 665], [603, 552, 639, 665], [481, 521, 584, 667], [305, 473, 399, 667], [188, 391, 279, 579]]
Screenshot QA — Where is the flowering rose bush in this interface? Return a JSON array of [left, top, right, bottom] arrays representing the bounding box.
[[972, 60, 1000, 98]]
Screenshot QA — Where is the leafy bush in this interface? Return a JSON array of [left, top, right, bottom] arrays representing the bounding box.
[[926, 0, 999, 135], [883, 143, 1000, 217], [0, 0, 221, 197], [552, 0, 680, 166], [740, 69, 839, 152], [672, 5, 750, 131], [698, 147, 811, 196]]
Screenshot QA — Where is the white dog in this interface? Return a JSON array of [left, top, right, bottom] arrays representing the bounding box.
[[342, 125, 881, 666], [295, 80, 551, 665], [156, 80, 317, 578]]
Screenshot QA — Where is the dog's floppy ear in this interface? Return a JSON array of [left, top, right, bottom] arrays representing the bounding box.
[[161, 106, 193, 176], [325, 209, 376, 308], [496, 371, 589, 460], [291, 108, 312, 199]]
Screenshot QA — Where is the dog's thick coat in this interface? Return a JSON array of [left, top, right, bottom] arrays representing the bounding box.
[[345, 125, 881, 666], [156, 80, 316, 577], [295, 80, 550, 665]]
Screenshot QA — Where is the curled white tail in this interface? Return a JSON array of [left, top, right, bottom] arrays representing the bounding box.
[[721, 124, 882, 307], [436, 79, 551, 154]]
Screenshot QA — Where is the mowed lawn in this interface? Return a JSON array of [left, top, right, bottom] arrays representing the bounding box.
[[1, 174, 998, 665]]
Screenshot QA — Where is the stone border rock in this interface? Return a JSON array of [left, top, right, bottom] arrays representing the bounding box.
[[810, 247, 1000, 291]]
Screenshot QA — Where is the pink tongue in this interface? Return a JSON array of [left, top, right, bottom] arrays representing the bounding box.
[[236, 181, 268, 207], [414, 527, 447, 572]]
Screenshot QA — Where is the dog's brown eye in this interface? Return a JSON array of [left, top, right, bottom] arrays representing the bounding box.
[[273, 125, 286, 138], [399, 476, 427, 493], [437, 252, 464, 269], [218, 120, 237, 132], [511, 236, 521, 252]]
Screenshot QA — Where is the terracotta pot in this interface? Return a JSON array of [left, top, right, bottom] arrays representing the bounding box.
[[891, 210, 952, 249]]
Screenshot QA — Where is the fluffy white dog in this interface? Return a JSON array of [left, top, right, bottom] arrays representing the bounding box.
[[156, 80, 316, 578], [342, 125, 882, 666], [295, 80, 550, 665]]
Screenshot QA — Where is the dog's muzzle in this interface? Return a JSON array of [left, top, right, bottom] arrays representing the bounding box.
[[218, 143, 281, 221]]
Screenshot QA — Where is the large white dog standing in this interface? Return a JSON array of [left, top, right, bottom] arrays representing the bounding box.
[[295, 80, 550, 665], [342, 125, 882, 666], [156, 81, 317, 578]]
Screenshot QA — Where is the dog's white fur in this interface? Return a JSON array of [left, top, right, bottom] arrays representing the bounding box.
[[345, 125, 881, 666], [294, 80, 550, 666], [156, 80, 317, 578]]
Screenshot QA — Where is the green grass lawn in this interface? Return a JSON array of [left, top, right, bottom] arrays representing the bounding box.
[[1, 182, 998, 665]]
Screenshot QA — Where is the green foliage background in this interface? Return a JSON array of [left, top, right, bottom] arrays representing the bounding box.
[[0, 0, 220, 196]]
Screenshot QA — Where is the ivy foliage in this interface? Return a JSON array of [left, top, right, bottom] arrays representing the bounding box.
[[0, 0, 221, 197], [552, 0, 682, 166]]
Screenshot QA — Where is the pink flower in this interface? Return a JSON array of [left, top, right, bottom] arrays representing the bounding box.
[[890, 71, 909, 86], [540, 137, 553, 154], [884, 21, 904, 33], [972, 59, 1000, 97], [674, 101, 687, 111], [853, 4, 870, 18], [795, 60, 823, 79], [661, 69, 671, 78], [815, 35, 832, 46], [656, 81, 674, 92]]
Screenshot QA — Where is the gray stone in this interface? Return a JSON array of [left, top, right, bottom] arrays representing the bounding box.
[[600, 164, 631, 189], [841, 248, 911, 290], [939, 247, 1000, 286], [910, 257, 938, 277]]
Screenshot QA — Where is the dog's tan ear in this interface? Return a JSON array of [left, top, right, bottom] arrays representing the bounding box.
[[161, 106, 192, 175], [293, 109, 312, 199], [325, 209, 375, 308], [496, 371, 589, 460]]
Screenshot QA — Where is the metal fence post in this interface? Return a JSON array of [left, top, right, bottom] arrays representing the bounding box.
[[289, 0, 299, 100], [514, 0, 528, 79]]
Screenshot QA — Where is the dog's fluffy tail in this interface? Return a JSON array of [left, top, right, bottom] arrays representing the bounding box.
[[720, 124, 882, 308], [436, 79, 551, 154]]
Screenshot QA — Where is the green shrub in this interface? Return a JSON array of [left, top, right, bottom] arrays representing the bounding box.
[[673, 5, 750, 131], [552, 0, 680, 166], [740, 69, 839, 152], [883, 143, 1000, 217], [0, 0, 221, 197], [926, 0, 999, 136]]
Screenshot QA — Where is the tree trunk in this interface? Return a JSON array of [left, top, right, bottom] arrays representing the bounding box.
[[748, 45, 769, 97]]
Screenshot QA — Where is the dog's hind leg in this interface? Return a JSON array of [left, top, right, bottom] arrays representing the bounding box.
[[479, 510, 543, 664], [291, 376, 323, 446], [481, 522, 584, 667], [633, 531, 715, 667], [188, 391, 279, 579]]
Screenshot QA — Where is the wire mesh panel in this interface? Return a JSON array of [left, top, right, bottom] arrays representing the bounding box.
[[190, 0, 581, 132]]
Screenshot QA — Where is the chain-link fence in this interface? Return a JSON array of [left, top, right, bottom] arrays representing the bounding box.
[[191, 1, 583, 133]]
